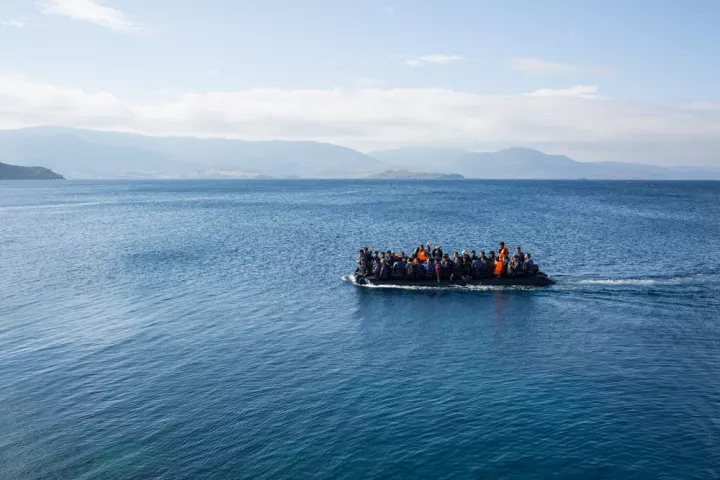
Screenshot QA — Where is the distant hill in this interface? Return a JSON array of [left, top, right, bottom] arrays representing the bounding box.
[[369, 147, 468, 173], [0, 161, 64, 180], [2, 127, 719, 179], [372, 147, 720, 180], [369, 170, 464, 179], [0, 127, 384, 179]]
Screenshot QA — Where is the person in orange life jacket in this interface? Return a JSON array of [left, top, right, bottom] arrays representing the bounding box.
[[415, 242, 430, 262], [498, 242, 509, 261], [493, 254, 506, 277]]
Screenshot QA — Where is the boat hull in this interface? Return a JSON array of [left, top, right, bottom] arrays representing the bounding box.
[[353, 273, 554, 287]]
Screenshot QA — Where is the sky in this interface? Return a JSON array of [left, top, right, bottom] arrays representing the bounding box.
[[1, 0, 720, 165]]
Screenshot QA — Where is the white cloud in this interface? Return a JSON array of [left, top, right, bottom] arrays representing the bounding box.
[[405, 54, 465, 67], [510, 57, 575, 75], [0, 18, 26, 28], [530, 85, 599, 97], [1, 76, 720, 165], [510, 57, 615, 77], [39, 0, 146, 34]]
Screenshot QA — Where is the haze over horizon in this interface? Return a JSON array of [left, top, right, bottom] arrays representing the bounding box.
[[2, 0, 720, 166]]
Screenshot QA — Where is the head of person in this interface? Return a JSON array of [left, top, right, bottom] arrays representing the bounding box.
[[525, 253, 531, 259], [470, 250, 476, 256], [358, 249, 364, 255], [515, 247, 521, 253], [499, 242, 505, 248], [489, 251, 496, 258], [428, 257, 434, 265], [480, 251, 486, 259]]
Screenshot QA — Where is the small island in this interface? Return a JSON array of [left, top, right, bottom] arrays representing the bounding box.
[[0, 161, 64, 180], [368, 170, 464, 179]]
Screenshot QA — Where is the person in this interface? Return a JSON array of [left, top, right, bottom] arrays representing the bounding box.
[[512, 246, 524, 264], [356, 249, 365, 264], [393, 256, 406, 278], [379, 258, 392, 279], [436, 258, 447, 280], [461, 252, 472, 279], [372, 258, 382, 277], [443, 254, 454, 280], [432, 245, 443, 262], [415, 242, 430, 263], [471, 255, 484, 278], [425, 257, 436, 279], [523, 253, 536, 275], [484, 251, 496, 278], [470, 250, 478, 260], [507, 257, 520, 278], [417, 258, 427, 278], [498, 242, 509, 262], [405, 258, 417, 279], [451, 252, 463, 282], [355, 257, 370, 279], [493, 254, 505, 277]]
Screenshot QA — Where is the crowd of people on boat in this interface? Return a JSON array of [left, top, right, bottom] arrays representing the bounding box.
[[355, 241, 539, 282]]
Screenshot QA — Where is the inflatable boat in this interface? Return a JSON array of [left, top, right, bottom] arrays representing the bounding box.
[[352, 272, 554, 287]]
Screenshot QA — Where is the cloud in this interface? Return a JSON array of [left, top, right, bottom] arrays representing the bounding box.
[[1, 76, 719, 165], [0, 75, 134, 127], [405, 55, 465, 67], [529, 85, 598, 97], [0, 18, 26, 28], [39, 0, 146, 34], [510, 57, 615, 77]]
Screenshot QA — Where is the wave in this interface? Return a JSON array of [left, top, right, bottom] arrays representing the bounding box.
[[0, 201, 114, 211]]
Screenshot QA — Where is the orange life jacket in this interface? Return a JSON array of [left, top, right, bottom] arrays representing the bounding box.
[[417, 250, 427, 262], [494, 260, 504, 276], [498, 247, 509, 260]]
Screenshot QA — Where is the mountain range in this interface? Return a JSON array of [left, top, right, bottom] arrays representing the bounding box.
[[1, 126, 719, 180]]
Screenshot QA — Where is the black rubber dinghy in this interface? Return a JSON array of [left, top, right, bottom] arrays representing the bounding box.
[[353, 272, 554, 287]]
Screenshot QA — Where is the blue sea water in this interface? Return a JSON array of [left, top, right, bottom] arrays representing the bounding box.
[[1, 179, 719, 479]]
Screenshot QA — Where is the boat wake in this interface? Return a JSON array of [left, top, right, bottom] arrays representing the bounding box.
[[342, 270, 720, 292]]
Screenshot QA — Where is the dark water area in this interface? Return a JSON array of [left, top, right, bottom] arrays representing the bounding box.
[[1, 179, 719, 479]]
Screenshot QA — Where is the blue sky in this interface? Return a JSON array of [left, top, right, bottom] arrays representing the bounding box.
[[1, 0, 719, 164]]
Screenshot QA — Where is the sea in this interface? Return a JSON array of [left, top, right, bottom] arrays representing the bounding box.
[[1, 179, 719, 479]]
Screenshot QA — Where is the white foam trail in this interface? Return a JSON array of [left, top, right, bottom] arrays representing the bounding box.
[[579, 279, 657, 286]]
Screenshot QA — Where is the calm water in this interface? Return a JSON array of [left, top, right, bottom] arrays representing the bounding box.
[[1, 180, 719, 479]]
